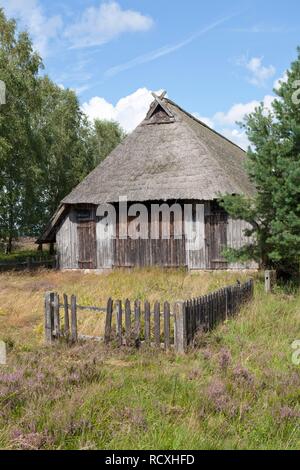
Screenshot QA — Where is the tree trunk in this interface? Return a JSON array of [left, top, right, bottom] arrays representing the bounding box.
[[5, 236, 13, 254]]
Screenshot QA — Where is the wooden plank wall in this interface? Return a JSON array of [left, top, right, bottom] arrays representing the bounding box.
[[56, 209, 79, 269], [78, 221, 97, 269], [114, 238, 186, 268], [205, 212, 228, 270], [227, 218, 259, 270], [96, 216, 114, 269], [184, 203, 206, 269], [56, 203, 259, 270]]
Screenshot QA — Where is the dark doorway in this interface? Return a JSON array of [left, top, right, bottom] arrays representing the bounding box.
[[205, 212, 228, 269], [77, 221, 97, 269]]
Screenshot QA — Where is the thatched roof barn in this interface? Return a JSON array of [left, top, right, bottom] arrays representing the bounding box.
[[38, 93, 256, 271]]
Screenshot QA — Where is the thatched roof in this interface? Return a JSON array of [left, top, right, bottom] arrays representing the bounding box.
[[38, 94, 255, 243], [62, 95, 254, 205]]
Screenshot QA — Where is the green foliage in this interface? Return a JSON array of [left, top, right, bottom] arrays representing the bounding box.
[[220, 48, 300, 274], [90, 119, 126, 169], [30, 77, 94, 232], [0, 10, 125, 249], [0, 249, 51, 262], [0, 9, 42, 248]]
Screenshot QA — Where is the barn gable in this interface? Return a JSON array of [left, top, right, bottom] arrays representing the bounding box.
[[37, 93, 257, 271]]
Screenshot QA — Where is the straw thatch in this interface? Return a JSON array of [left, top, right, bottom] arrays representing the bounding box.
[[38, 95, 255, 243], [62, 96, 254, 205]]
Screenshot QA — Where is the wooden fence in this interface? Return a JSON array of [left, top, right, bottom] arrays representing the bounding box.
[[0, 257, 56, 272], [44, 279, 254, 353]]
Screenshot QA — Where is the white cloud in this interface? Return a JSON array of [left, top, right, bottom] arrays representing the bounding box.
[[220, 128, 250, 150], [198, 95, 275, 149], [82, 87, 164, 132], [1, 0, 62, 56], [65, 1, 153, 49], [212, 95, 275, 126], [273, 71, 288, 90], [238, 56, 276, 87]]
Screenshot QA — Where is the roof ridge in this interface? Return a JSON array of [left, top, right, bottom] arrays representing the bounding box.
[[164, 98, 246, 153]]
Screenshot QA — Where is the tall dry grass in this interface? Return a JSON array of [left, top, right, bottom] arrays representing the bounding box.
[[0, 268, 255, 345]]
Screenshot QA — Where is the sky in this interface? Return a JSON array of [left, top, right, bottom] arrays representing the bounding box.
[[1, 0, 299, 149]]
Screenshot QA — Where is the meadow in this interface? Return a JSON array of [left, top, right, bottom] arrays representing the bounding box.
[[0, 268, 299, 450]]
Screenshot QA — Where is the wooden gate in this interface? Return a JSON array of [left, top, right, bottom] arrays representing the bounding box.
[[77, 221, 97, 269], [205, 213, 228, 269]]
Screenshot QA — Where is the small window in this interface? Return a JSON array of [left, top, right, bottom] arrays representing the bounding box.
[[76, 209, 92, 222]]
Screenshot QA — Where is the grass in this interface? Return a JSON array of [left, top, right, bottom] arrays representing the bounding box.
[[0, 250, 53, 263], [0, 236, 53, 262], [0, 269, 299, 450]]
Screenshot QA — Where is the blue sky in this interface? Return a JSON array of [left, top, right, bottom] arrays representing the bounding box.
[[1, 0, 299, 148]]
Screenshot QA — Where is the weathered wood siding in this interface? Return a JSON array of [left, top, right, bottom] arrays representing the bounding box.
[[114, 238, 186, 268], [56, 203, 258, 270], [184, 203, 206, 269], [56, 209, 79, 269], [78, 221, 97, 269], [205, 212, 228, 270], [227, 218, 258, 270], [96, 216, 114, 268]]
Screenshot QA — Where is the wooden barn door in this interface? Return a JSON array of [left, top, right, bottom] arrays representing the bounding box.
[[77, 221, 97, 269], [205, 213, 228, 269]]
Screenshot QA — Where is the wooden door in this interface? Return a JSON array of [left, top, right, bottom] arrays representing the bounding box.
[[205, 213, 228, 269], [77, 221, 97, 269]]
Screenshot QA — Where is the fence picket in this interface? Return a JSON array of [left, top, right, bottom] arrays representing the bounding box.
[[63, 294, 70, 337], [125, 299, 131, 346], [134, 300, 141, 346], [53, 293, 60, 338], [116, 300, 122, 346], [154, 301, 160, 347], [104, 298, 113, 344], [174, 301, 187, 353], [164, 301, 170, 350], [45, 292, 54, 343], [70, 295, 77, 342], [144, 301, 151, 343]]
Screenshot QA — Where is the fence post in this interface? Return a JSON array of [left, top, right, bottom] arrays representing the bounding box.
[[144, 301, 151, 344], [53, 293, 60, 338], [104, 298, 113, 344], [134, 300, 141, 348], [63, 294, 70, 337], [70, 295, 77, 342], [45, 292, 55, 343], [154, 301, 160, 348], [225, 288, 228, 320], [265, 270, 276, 293], [125, 299, 131, 346], [174, 301, 187, 354], [116, 300, 123, 346], [164, 301, 171, 351]]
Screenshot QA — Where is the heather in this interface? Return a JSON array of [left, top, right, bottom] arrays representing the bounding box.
[[0, 269, 299, 449]]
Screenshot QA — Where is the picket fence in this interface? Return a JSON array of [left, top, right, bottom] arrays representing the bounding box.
[[44, 279, 254, 353]]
